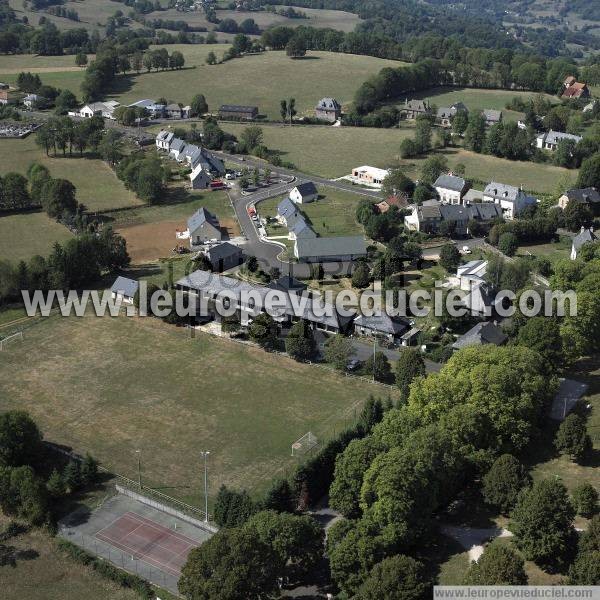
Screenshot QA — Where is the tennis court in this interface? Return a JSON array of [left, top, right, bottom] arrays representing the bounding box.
[[95, 511, 199, 577]]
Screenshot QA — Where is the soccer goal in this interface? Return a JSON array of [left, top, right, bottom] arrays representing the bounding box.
[[0, 331, 23, 351], [291, 432, 318, 456]]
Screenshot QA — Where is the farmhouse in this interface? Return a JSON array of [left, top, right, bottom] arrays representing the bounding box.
[[128, 99, 165, 117], [434, 174, 470, 205], [452, 321, 507, 350], [315, 97, 342, 122], [400, 327, 421, 347], [205, 242, 243, 271], [482, 109, 502, 126], [483, 182, 537, 220], [165, 103, 187, 119], [189, 164, 212, 189], [558, 187, 600, 213], [110, 276, 139, 305], [400, 99, 431, 120], [156, 129, 174, 151], [290, 182, 318, 204], [77, 101, 120, 119], [436, 102, 468, 127], [187, 207, 222, 245], [218, 104, 258, 120], [294, 236, 367, 262], [571, 227, 597, 260], [353, 313, 410, 344], [351, 166, 390, 188], [562, 77, 590, 99], [176, 270, 354, 333], [536, 130, 582, 151]]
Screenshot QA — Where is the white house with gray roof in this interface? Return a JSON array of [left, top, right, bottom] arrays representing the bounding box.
[[452, 321, 507, 350], [536, 130, 582, 151], [290, 182, 318, 204], [187, 207, 222, 246], [571, 227, 597, 260], [434, 174, 470, 205], [294, 236, 367, 262], [156, 129, 174, 151], [483, 182, 537, 220], [110, 276, 139, 305], [189, 164, 212, 190]]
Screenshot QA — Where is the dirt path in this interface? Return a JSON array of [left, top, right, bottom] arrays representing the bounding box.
[[441, 525, 513, 562]]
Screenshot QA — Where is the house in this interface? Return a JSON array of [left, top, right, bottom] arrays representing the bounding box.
[[188, 147, 225, 176], [78, 101, 120, 119], [277, 197, 300, 227], [189, 164, 212, 189], [176, 269, 354, 333], [436, 102, 468, 127], [536, 130, 582, 151], [583, 100, 598, 113], [315, 97, 342, 123], [290, 182, 318, 204], [483, 182, 537, 220], [452, 321, 507, 350], [400, 327, 421, 347], [187, 207, 222, 245], [353, 313, 410, 344], [169, 138, 187, 161], [22, 93, 39, 109], [128, 99, 165, 117], [165, 103, 184, 119], [0, 83, 8, 90], [571, 227, 597, 260], [295, 236, 367, 262], [405, 200, 502, 233], [558, 187, 600, 214], [205, 242, 243, 271], [462, 281, 502, 317], [482, 109, 502, 126], [156, 129, 174, 151], [288, 215, 316, 241], [434, 174, 470, 205], [218, 104, 258, 120], [376, 195, 410, 214], [454, 260, 487, 291], [267, 275, 307, 295], [404, 201, 442, 233], [351, 166, 390, 188], [110, 276, 139, 305], [400, 99, 431, 120], [0, 88, 19, 105], [562, 77, 590, 99], [439, 204, 472, 235]]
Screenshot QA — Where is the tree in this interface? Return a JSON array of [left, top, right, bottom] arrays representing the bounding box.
[[464, 543, 527, 585], [262, 478, 294, 513], [240, 126, 263, 152], [464, 112, 487, 153], [142, 52, 153, 72], [364, 351, 393, 383], [399, 138, 417, 158], [324, 335, 354, 371], [577, 154, 600, 189], [179, 528, 281, 600], [248, 313, 278, 350], [286, 36, 306, 58], [452, 110, 469, 135], [1, 173, 30, 210], [568, 550, 600, 585], [395, 349, 425, 400], [510, 478, 576, 570], [98, 130, 123, 166], [62, 460, 81, 492], [382, 169, 413, 199], [285, 319, 316, 361], [420, 155, 448, 185], [280, 99, 288, 123], [414, 117, 432, 154], [555, 413, 592, 462], [40, 178, 77, 218], [563, 200, 593, 232], [213, 485, 256, 528], [206, 51, 217, 65], [439, 244, 461, 270], [572, 483, 598, 518], [54, 89, 77, 114], [356, 555, 429, 600], [498, 232, 518, 256], [516, 317, 564, 371], [169, 50, 185, 69], [0, 411, 42, 468], [190, 94, 208, 117], [482, 454, 530, 515], [46, 468, 66, 498], [352, 262, 371, 288], [0, 465, 47, 524]]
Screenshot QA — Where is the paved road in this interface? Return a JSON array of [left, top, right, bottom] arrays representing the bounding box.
[[352, 339, 441, 373]]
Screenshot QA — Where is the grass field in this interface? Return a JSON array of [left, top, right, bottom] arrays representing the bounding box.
[[0, 211, 73, 263], [0, 137, 140, 211], [0, 314, 393, 505], [258, 186, 367, 238], [0, 53, 92, 74], [516, 236, 572, 263]]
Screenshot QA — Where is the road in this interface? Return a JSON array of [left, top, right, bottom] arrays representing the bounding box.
[[352, 339, 441, 373]]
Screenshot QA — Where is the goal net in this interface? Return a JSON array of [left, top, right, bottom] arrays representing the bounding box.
[[291, 431, 318, 456], [0, 331, 23, 351]]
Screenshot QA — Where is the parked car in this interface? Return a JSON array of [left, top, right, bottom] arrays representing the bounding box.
[[462, 246, 472, 254], [346, 359, 361, 372], [225, 173, 236, 180]]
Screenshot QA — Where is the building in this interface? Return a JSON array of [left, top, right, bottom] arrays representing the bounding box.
[[188, 146, 225, 176], [536, 130, 582, 151], [295, 236, 367, 262], [558, 187, 600, 213], [351, 166, 390, 188], [571, 227, 597, 260], [277, 197, 300, 227], [562, 77, 590, 99], [353, 313, 410, 344], [267, 275, 307, 295], [22, 93, 39, 109], [189, 164, 212, 189], [78, 101, 120, 119], [583, 100, 598, 113], [288, 215, 316, 241], [482, 109, 502, 126], [110, 276, 139, 305], [404, 200, 502, 233], [128, 99, 165, 117], [400, 327, 421, 347], [483, 182, 537, 220], [452, 321, 507, 350], [156, 130, 174, 151], [462, 281, 502, 317], [175, 269, 354, 333], [165, 103, 185, 119], [218, 104, 258, 120], [400, 99, 431, 120], [290, 182, 318, 204], [0, 83, 8, 90], [454, 260, 487, 291], [0, 88, 19, 105], [434, 174, 470, 205], [315, 97, 342, 122], [205, 242, 243, 271], [187, 207, 222, 245], [169, 138, 187, 161], [436, 102, 468, 127], [404, 201, 442, 233]]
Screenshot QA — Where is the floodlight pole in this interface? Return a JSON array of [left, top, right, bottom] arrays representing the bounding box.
[[136, 449, 142, 489], [201, 451, 210, 522], [373, 337, 377, 382]]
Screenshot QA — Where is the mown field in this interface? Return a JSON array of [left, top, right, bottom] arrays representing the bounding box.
[[0, 314, 392, 505], [0, 137, 140, 211], [0, 53, 92, 74]]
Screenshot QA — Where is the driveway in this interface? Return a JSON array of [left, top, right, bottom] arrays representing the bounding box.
[[351, 339, 441, 373]]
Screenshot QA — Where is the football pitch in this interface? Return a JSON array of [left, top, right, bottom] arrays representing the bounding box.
[[0, 313, 394, 506]]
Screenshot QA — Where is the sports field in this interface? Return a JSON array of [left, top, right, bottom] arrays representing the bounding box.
[[0, 314, 392, 505], [0, 137, 141, 211]]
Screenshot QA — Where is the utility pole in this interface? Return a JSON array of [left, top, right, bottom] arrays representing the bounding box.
[[373, 337, 377, 382], [136, 449, 142, 489], [201, 451, 210, 522]]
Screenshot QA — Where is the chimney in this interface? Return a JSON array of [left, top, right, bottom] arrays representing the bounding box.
[[581, 225, 586, 233]]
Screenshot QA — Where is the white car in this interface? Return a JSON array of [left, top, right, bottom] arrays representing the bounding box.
[[225, 173, 236, 180], [462, 246, 472, 254]]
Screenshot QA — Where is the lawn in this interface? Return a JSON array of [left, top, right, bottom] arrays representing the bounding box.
[[0, 314, 393, 506], [257, 186, 368, 238], [516, 236, 572, 264], [0, 211, 73, 263], [0, 137, 141, 211], [0, 70, 85, 93], [0, 53, 92, 74]]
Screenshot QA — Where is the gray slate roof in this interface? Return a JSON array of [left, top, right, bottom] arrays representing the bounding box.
[[452, 321, 507, 350], [482, 109, 502, 122], [484, 181, 520, 201], [565, 187, 600, 205], [110, 276, 139, 298], [278, 197, 297, 219], [440, 204, 471, 222], [541, 130, 582, 145], [354, 313, 410, 336], [291, 218, 316, 238], [317, 97, 341, 110], [267, 276, 307, 293], [434, 174, 468, 193], [468, 203, 503, 220], [206, 242, 242, 261], [219, 104, 258, 113], [572, 228, 598, 251], [188, 207, 220, 233], [295, 236, 367, 259], [294, 182, 318, 198], [170, 138, 185, 153]]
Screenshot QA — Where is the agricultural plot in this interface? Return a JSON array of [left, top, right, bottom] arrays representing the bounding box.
[[0, 53, 92, 74], [0, 314, 391, 505]]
